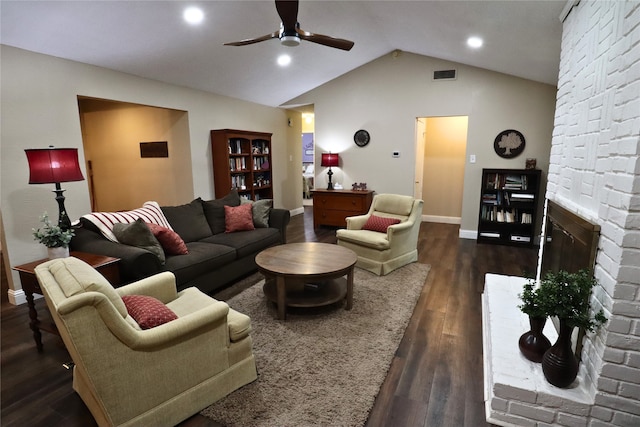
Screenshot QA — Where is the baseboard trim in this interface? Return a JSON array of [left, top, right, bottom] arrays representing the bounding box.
[[290, 207, 304, 217], [7, 289, 30, 306], [459, 229, 478, 240], [422, 215, 461, 224]]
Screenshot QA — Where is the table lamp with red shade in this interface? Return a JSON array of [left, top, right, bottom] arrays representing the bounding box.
[[25, 147, 85, 230], [320, 152, 340, 190]]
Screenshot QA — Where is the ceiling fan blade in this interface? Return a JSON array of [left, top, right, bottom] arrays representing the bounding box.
[[224, 31, 279, 47], [275, 0, 299, 33], [225, 0, 353, 51], [298, 28, 354, 51]]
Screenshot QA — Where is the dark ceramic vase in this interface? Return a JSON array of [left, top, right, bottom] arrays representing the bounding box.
[[518, 316, 552, 363], [542, 319, 579, 388]]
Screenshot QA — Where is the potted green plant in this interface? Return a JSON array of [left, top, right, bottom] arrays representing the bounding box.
[[32, 212, 74, 259], [518, 280, 552, 362], [537, 269, 607, 388]]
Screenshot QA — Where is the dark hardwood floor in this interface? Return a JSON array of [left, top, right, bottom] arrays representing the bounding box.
[[1, 207, 537, 426]]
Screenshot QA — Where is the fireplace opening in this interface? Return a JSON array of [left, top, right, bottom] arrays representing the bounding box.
[[540, 200, 601, 359]]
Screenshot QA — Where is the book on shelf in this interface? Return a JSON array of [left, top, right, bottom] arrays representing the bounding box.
[[486, 174, 497, 190], [231, 175, 247, 189], [504, 210, 515, 223], [253, 157, 270, 170], [481, 206, 519, 223], [485, 172, 533, 191], [480, 232, 501, 239], [482, 193, 498, 204], [229, 157, 247, 171], [228, 138, 244, 154], [511, 193, 534, 200], [504, 174, 529, 190], [251, 140, 270, 155]]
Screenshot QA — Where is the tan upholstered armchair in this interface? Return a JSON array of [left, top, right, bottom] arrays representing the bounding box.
[[336, 193, 424, 275], [34, 257, 257, 427]]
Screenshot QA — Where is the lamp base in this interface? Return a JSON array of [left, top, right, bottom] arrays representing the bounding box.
[[53, 184, 72, 231], [326, 168, 334, 190]]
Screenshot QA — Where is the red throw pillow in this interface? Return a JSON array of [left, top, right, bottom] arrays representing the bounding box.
[[362, 215, 401, 233], [122, 295, 178, 329], [225, 203, 255, 233], [145, 223, 188, 255]]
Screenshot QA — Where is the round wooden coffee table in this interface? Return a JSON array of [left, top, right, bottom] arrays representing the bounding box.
[[255, 243, 358, 320]]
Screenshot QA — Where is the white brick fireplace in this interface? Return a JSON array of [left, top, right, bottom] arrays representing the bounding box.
[[483, 1, 640, 426]]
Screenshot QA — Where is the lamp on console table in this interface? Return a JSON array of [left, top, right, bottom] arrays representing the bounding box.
[[25, 147, 85, 231], [321, 152, 340, 190]]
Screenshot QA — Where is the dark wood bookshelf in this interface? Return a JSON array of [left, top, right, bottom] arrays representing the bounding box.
[[477, 168, 542, 247], [211, 129, 273, 201]]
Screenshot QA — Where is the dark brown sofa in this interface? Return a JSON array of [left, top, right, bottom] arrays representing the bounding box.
[[70, 192, 289, 294]]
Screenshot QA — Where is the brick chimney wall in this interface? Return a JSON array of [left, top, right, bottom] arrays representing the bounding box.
[[547, 1, 640, 425]]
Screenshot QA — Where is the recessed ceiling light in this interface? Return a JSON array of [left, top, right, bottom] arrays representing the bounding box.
[[183, 7, 204, 25], [467, 36, 483, 48], [277, 54, 291, 67]]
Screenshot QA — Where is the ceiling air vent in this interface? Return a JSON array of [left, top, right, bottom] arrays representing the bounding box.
[[433, 69, 457, 81]]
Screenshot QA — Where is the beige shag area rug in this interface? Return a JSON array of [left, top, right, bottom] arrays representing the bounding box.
[[200, 263, 431, 427]]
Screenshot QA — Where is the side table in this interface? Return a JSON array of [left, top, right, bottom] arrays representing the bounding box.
[[312, 189, 374, 228], [13, 252, 120, 352]]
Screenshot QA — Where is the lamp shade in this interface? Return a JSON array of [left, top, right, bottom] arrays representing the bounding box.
[[321, 152, 340, 167], [25, 148, 84, 184]]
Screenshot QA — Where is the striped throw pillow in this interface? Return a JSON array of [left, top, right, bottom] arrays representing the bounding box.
[[81, 201, 173, 242]]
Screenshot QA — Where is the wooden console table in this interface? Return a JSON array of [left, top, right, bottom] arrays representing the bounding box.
[[13, 252, 120, 352], [312, 189, 374, 228]]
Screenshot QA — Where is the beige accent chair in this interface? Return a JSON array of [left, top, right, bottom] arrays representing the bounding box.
[[336, 194, 424, 275], [34, 257, 257, 427]]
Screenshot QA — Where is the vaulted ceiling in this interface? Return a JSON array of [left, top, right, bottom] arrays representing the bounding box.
[[1, 1, 565, 108]]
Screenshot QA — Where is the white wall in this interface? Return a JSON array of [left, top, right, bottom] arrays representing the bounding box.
[[285, 51, 557, 237], [0, 45, 296, 300], [546, 1, 640, 424]]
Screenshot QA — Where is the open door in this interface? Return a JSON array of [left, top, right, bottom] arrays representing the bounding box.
[[415, 116, 468, 224], [414, 118, 426, 201]]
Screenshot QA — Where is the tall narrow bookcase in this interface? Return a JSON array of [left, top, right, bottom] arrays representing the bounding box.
[[477, 168, 542, 247], [211, 129, 273, 201]]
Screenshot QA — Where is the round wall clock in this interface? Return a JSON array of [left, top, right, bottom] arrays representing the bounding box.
[[494, 129, 525, 158], [354, 129, 370, 147]]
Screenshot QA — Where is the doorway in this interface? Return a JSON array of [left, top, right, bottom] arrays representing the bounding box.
[[302, 109, 315, 206], [77, 97, 193, 212], [415, 116, 468, 224]]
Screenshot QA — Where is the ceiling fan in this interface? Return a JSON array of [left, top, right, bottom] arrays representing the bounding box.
[[224, 0, 354, 51]]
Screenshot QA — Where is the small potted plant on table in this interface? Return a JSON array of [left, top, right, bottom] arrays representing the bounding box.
[[518, 280, 552, 362], [537, 269, 607, 388], [33, 212, 74, 259]]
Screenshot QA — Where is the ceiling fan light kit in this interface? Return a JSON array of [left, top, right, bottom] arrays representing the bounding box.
[[280, 35, 300, 47], [225, 0, 354, 51]]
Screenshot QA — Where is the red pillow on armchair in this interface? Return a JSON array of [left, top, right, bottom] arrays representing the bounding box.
[[122, 295, 178, 329], [362, 215, 401, 233]]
